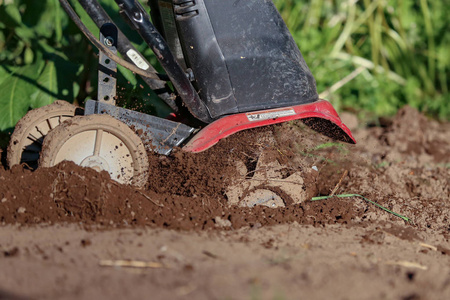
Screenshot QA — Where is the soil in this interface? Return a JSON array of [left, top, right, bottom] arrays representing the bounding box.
[[0, 106, 449, 299]]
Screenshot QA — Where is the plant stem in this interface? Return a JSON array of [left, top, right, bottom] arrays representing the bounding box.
[[311, 194, 411, 222]]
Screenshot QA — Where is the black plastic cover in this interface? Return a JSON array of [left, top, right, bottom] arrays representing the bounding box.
[[156, 0, 319, 119]]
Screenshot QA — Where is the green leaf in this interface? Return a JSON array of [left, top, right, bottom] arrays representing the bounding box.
[[30, 60, 58, 107], [118, 65, 138, 86], [14, 26, 36, 43], [24, 46, 34, 64], [0, 3, 22, 28], [0, 66, 11, 86], [30, 54, 81, 108], [0, 62, 44, 131]]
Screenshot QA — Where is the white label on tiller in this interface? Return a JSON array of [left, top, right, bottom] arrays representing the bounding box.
[[246, 108, 296, 122], [126, 49, 150, 70]]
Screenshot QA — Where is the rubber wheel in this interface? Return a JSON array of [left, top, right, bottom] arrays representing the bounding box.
[[39, 114, 149, 187], [7, 100, 81, 170]]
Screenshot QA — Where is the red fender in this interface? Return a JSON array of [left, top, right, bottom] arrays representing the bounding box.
[[183, 100, 356, 153]]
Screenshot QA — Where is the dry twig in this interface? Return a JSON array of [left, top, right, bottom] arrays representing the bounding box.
[[136, 190, 164, 207], [419, 242, 437, 251], [99, 260, 166, 269], [385, 260, 428, 270], [330, 170, 348, 197]]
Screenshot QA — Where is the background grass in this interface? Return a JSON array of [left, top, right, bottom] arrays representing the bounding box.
[[276, 0, 449, 120], [0, 0, 449, 141]]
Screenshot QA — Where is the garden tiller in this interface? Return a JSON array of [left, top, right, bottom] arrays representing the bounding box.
[[8, 0, 355, 191]]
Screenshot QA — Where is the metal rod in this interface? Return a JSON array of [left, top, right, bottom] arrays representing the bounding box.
[[98, 23, 118, 105], [59, 0, 168, 81], [114, 0, 213, 123], [77, 0, 179, 112]]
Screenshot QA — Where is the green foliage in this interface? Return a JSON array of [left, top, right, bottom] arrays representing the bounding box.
[[275, 0, 450, 120], [0, 0, 167, 132], [0, 0, 448, 134], [0, 0, 83, 131]]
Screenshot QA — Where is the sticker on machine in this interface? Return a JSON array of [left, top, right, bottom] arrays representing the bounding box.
[[126, 49, 150, 70], [246, 108, 296, 122]]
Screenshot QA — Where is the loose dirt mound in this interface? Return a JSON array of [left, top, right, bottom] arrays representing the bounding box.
[[0, 106, 448, 233], [0, 160, 357, 230]]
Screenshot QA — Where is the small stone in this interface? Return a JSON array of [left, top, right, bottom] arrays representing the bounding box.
[[1, 198, 6, 203], [4, 247, 19, 257], [214, 216, 232, 228], [17, 207, 26, 214]]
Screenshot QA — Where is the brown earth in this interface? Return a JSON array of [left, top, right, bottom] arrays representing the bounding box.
[[0, 106, 449, 299]]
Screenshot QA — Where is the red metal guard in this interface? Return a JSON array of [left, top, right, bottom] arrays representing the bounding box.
[[183, 99, 356, 153]]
